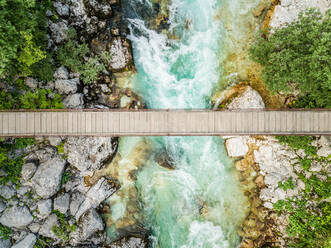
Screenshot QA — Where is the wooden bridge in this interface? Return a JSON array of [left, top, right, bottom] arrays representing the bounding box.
[[0, 109, 330, 137]]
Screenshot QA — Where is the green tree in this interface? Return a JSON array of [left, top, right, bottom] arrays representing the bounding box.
[[250, 9, 331, 108]]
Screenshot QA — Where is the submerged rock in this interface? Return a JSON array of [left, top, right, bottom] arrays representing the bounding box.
[[31, 157, 66, 199], [0, 206, 33, 229]]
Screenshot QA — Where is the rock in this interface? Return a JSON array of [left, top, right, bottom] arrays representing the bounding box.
[[69, 191, 85, 217], [16, 186, 28, 196], [107, 37, 134, 72], [255, 175, 265, 188], [317, 136, 330, 147], [32, 147, 56, 163], [21, 162, 37, 181], [39, 214, 59, 240], [70, 209, 104, 245], [84, 0, 117, 18], [53, 1, 69, 16], [0, 185, 15, 200], [31, 157, 66, 199], [49, 21, 68, 44], [270, 0, 330, 29], [0, 206, 33, 229], [120, 95, 132, 108], [109, 236, 148, 248], [264, 173, 282, 187], [317, 146, 331, 157], [28, 223, 40, 233], [227, 86, 265, 109], [53, 66, 69, 80], [47, 137, 62, 147], [54, 193, 70, 214], [0, 238, 11, 248], [24, 78, 38, 90], [65, 137, 117, 173], [11, 233, 36, 248], [225, 137, 249, 157], [0, 201, 6, 213], [309, 161, 323, 172], [55, 79, 79, 94], [75, 178, 116, 220], [37, 199, 52, 219], [63, 93, 84, 108]]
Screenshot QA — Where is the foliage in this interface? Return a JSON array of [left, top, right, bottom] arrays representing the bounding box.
[[18, 31, 46, 75], [19, 89, 64, 109], [57, 30, 106, 84], [0, 138, 35, 186], [274, 135, 330, 247], [250, 9, 331, 108], [61, 171, 71, 186], [0, 0, 52, 78], [275, 136, 316, 156], [52, 210, 76, 242], [33, 236, 52, 248], [0, 89, 63, 110], [0, 223, 12, 240], [278, 177, 296, 191]]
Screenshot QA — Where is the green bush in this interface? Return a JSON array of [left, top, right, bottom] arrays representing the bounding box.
[[0, 0, 52, 78], [0, 138, 35, 186], [0, 224, 12, 240], [275, 136, 316, 155], [0, 89, 64, 110], [250, 9, 331, 108], [57, 30, 106, 84]]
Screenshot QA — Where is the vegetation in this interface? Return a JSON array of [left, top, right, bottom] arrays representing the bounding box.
[[61, 171, 71, 186], [0, 89, 64, 110], [56, 29, 106, 84], [0, 0, 54, 78], [0, 138, 35, 186], [274, 136, 330, 247], [52, 210, 77, 242], [0, 223, 12, 240], [250, 9, 331, 108]]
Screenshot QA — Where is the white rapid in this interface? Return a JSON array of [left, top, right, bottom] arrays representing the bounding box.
[[104, 0, 264, 247]]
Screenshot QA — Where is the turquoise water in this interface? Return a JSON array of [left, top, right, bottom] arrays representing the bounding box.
[[105, 0, 254, 247]]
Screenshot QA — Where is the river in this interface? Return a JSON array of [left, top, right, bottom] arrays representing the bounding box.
[[103, 0, 264, 247]]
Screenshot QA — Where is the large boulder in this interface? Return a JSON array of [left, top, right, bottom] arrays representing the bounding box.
[[49, 21, 68, 44], [31, 157, 66, 199], [75, 178, 116, 220], [55, 78, 79, 94], [65, 137, 117, 173], [107, 37, 134, 72], [11, 233, 36, 248], [225, 137, 249, 157], [84, 0, 118, 18], [63, 93, 84, 108], [227, 86, 265, 109], [0, 206, 33, 229], [70, 209, 104, 245]]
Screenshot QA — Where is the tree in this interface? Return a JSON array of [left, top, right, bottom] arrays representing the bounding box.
[[250, 9, 331, 108]]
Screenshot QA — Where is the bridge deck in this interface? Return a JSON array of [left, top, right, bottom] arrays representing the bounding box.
[[0, 110, 330, 136]]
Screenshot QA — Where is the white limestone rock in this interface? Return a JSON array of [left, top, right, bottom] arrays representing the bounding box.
[[227, 86, 265, 109], [37, 199, 52, 219], [0, 206, 33, 229], [21, 162, 37, 181], [53, 66, 69, 80], [11, 233, 36, 248], [39, 214, 59, 240], [63, 93, 84, 108], [70, 209, 104, 245], [225, 137, 249, 157], [54, 193, 70, 214], [31, 157, 66, 199], [108, 37, 133, 71], [55, 78, 79, 95]]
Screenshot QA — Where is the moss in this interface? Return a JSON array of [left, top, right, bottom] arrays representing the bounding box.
[[0, 224, 12, 240]]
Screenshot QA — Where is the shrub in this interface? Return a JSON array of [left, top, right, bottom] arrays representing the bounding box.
[[0, 0, 52, 78], [57, 30, 106, 84], [250, 9, 331, 108]]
